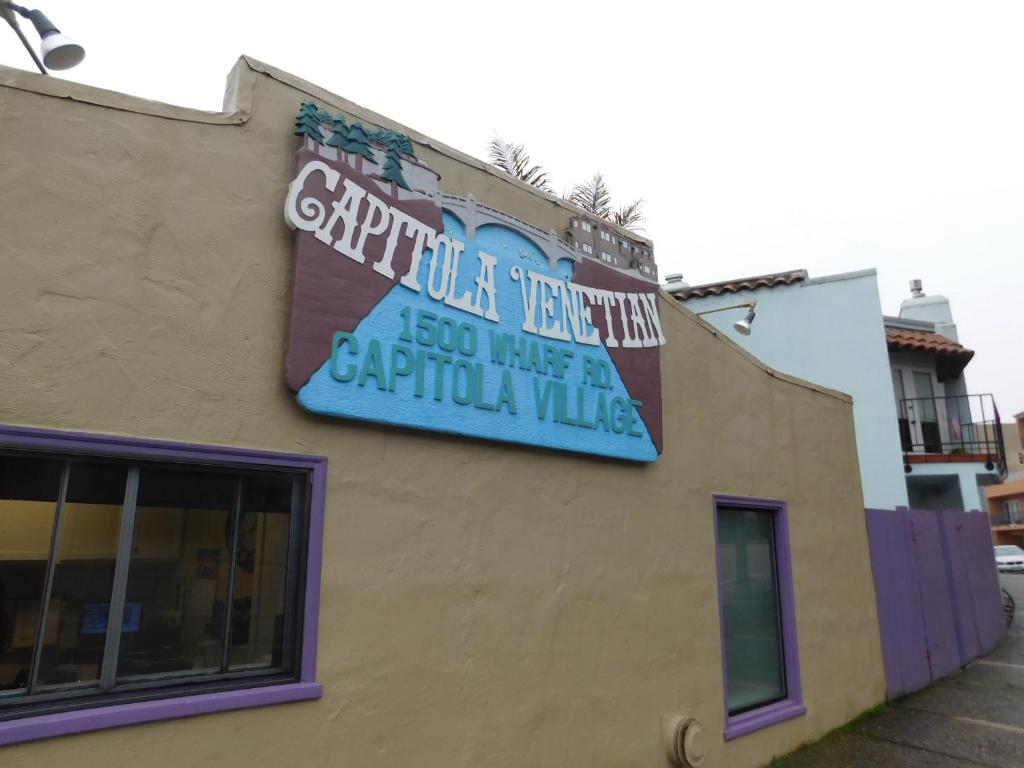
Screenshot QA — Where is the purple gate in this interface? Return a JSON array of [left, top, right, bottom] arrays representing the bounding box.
[[865, 507, 1005, 700]]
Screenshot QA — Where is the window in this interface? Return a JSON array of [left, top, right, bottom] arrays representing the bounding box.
[[580, 221, 592, 233], [1006, 500, 1022, 523], [0, 425, 324, 746], [714, 496, 804, 739], [600, 251, 613, 263], [907, 474, 963, 512], [581, 243, 593, 255], [600, 231, 612, 242]]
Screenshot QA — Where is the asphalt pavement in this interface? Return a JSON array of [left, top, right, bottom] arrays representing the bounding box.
[[775, 574, 1024, 768]]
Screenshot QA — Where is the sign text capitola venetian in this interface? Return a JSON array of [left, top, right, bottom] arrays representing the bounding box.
[[285, 160, 666, 349]]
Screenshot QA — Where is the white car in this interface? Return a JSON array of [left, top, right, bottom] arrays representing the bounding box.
[[995, 545, 1024, 573]]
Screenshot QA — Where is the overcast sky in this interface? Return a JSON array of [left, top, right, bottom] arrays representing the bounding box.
[[3, 1, 1021, 416]]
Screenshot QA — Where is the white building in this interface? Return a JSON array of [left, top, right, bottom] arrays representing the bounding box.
[[669, 270, 1006, 512]]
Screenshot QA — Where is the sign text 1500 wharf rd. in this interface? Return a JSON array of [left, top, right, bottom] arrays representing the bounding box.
[[329, 307, 646, 437]]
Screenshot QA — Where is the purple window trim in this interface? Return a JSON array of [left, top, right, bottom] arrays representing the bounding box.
[[0, 423, 327, 746], [0, 683, 323, 747], [712, 494, 804, 741]]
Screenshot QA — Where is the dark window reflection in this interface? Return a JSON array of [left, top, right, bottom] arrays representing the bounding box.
[[229, 474, 293, 671], [35, 462, 127, 688], [0, 456, 63, 692], [117, 466, 235, 680], [0, 452, 303, 703], [718, 507, 787, 715]]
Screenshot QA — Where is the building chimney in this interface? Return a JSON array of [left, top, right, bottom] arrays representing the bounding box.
[[664, 274, 688, 289], [900, 279, 958, 343]]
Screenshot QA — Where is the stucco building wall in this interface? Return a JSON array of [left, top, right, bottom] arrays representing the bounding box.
[[679, 271, 911, 511], [1003, 422, 1024, 482], [988, 479, 1024, 546], [0, 58, 885, 767]]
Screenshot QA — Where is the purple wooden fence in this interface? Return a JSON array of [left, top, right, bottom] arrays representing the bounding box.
[[865, 507, 1006, 700]]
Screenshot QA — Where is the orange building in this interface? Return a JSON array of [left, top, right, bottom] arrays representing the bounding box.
[[987, 478, 1024, 546]]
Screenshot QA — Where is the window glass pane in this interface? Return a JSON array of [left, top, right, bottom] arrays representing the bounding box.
[[0, 455, 63, 693], [36, 462, 127, 689], [228, 475, 294, 671], [117, 466, 236, 680], [0, 443, 308, 717], [718, 507, 786, 714]]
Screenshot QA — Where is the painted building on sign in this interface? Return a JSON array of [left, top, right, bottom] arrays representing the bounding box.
[[568, 215, 658, 278], [0, 56, 892, 767]]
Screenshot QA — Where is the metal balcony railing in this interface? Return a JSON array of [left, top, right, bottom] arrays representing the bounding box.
[[897, 393, 1007, 475]]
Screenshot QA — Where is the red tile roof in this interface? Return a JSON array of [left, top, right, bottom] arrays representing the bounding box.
[[669, 269, 808, 299], [885, 327, 973, 357], [886, 327, 974, 380]]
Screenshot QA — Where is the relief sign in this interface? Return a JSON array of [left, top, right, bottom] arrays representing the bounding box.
[[283, 103, 664, 461]]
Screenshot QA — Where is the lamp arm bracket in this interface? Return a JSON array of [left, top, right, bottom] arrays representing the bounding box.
[[694, 299, 757, 317], [0, 1, 47, 74]]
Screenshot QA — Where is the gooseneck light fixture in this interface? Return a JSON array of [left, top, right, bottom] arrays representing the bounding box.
[[695, 300, 758, 336], [1, 1, 84, 74]]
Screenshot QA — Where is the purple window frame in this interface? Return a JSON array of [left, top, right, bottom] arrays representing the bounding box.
[[0, 424, 326, 747], [712, 494, 805, 740]]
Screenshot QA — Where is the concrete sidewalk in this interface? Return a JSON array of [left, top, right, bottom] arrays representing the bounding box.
[[775, 575, 1024, 768]]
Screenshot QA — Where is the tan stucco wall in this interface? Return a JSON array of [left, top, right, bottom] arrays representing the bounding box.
[[0, 58, 885, 767], [1002, 422, 1024, 482]]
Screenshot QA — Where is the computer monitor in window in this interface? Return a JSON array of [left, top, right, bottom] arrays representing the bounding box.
[[80, 602, 142, 635]]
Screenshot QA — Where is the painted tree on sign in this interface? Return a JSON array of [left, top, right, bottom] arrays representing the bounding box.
[[373, 130, 411, 192], [396, 132, 415, 159], [294, 101, 325, 144], [341, 121, 377, 165], [324, 116, 349, 152]]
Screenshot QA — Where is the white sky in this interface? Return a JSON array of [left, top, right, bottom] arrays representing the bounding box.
[[4, 1, 1022, 416]]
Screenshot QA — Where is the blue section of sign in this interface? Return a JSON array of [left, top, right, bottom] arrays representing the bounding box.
[[296, 213, 657, 462]]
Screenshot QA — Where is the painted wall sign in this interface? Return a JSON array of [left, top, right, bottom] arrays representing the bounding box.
[[284, 103, 664, 461]]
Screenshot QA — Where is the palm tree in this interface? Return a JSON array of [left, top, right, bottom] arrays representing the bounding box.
[[613, 199, 646, 231], [569, 173, 646, 232], [487, 137, 552, 193], [485, 142, 649, 233], [567, 172, 612, 219]]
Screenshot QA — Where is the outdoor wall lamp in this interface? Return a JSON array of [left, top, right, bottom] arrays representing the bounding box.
[[1, 1, 84, 74], [695, 299, 758, 336]]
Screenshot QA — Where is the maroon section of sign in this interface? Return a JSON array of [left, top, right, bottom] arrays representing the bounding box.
[[284, 148, 443, 391], [572, 259, 664, 454]]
